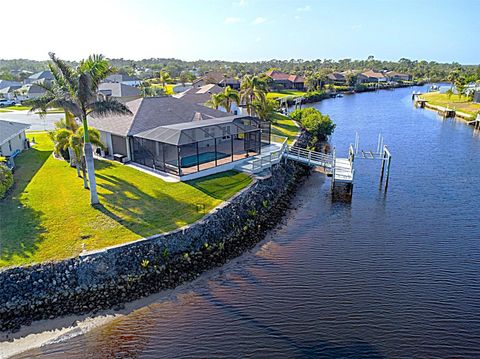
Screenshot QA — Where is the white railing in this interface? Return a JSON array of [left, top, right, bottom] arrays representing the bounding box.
[[286, 145, 333, 168]]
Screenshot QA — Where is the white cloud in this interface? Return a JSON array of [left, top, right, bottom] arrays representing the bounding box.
[[350, 24, 362, 31], [294, 15, 301, 20], [252, 17, 267, 25], [233, 0, 248, 7], [297, 5, 311, 12], [255, 36, 262, 42], [224, 17, 244, 24]]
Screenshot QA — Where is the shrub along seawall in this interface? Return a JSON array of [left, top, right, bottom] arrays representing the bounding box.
[[0, 137, 311, 332]]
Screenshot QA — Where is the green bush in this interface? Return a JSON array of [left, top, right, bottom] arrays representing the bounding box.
[[0, 164, 14, 199], [289, 108, 335, 141]]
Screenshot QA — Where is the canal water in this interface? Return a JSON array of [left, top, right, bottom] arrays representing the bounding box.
[[15, 86, 480, 358]]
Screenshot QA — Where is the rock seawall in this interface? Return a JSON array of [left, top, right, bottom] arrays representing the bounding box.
[[0, 152, 310, 332]]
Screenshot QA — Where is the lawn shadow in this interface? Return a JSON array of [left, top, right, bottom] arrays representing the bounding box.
[[187, 170, 252, 200], [0, 145, 51, 265], [94, 172, 204, 238]]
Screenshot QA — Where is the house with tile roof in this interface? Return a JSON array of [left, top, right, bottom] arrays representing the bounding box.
[[193, 71, 240, 89], [358, 70, 387, 83], [265, 70, 305, 90]]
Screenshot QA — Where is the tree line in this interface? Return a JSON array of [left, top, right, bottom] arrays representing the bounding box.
[[1, 56, 479, 83]]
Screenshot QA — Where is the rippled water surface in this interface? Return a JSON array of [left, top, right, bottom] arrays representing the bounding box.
[[17, 86, 480, 358]]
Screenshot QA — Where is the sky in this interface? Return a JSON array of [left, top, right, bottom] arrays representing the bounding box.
[[1, 0, 479, 64]]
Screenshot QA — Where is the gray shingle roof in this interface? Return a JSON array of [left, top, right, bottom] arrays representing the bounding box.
[[28, 71, 54, 80], [134, 115, 258, 145], [89, 97, 228, 137], [0, 80, 21, 90], [0, 120, 30, 145], [98, 83, 140, 97]]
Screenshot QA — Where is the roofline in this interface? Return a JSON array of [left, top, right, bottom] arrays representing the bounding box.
[[0, 121, 30, 146]]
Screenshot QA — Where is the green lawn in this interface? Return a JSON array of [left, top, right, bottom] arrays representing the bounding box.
[[420, 92, 480, 116], [0, 133, 252, 268], [0, 106, 64, 113], [266, 90, 306, 99], [271, 114, 301, 144]]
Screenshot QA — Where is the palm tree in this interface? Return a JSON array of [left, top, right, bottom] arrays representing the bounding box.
[[206, 92, 225, 110], [252, 98, 279, 122], [221, 86, 240, 113], [159, 70, 171, 89], [49, 126, 104, 189], [240, 75, 268, 116], [28, 52, 131, 205]]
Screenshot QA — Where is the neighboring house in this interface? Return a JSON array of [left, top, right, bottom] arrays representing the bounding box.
[[0, 80, 21, 90], [0, 85, 21, 100], [265, 70, 305, 90], [358, 70, 387, 83], [14, 84, 46, 101], [103, 74, 142, 87], [326, 72, 346, 84], [89, 97, 270, 180], [193, 71, 240, 89], [385, 71, 411, 82], [473, 91, 480, 104], [97, 82, 141, 104], [174, 84, 242, 114], [174, 83, 223, 105], [0, 120, 30, 158], [23, 71, 54, 85]]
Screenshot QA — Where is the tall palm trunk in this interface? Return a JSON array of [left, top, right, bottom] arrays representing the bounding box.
[[80, 156, 88, 189], [82, 116, 99, 205]]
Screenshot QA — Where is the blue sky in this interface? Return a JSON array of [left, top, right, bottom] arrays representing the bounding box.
[[3, 0, 480, 64]]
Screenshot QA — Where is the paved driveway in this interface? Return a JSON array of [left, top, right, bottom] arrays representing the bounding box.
[[0, 110, 64, 131]]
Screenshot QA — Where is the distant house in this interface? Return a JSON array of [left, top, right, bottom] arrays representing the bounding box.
[[14, 84, 46, 101], [97, 82, 141, 104], [88, 97, 270, 180], [103, 74, 142, 87], [23, 71, 54, 85], [174, 84, 223, 105], [0, 85, 21, 100], [474, 91, 480, 104], [0, 80, 21, 90], [174, 83, 242, 114], [326, 72, 346, 84], [193, 71, 240, 90], [358, 70, 387, 83], [385, 71, 411, 82], [0, 120, 30, 158], [265, 70, 305, 90]]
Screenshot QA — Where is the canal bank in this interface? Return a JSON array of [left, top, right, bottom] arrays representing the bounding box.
[[0, 137, 312, 333]]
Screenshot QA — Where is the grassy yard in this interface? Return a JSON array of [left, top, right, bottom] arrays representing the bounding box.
[[0, 133, 252, 268], [420, 92, 480, 116], [0, 106, 64, 113], [271, 114, 301, 144], [266, 90, 306, 99]]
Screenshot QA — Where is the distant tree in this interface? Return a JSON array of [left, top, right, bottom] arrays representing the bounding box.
[[252, 98, 279, 122], [159, 70, 171, 88], [206, 92, 224, 110], [240, 75, 268, 116], [345, 73, 357, 87], [290, 108, 335, 141], [446, 88, 454, 99], [220, 86, 240, 113], [179, 71, 190, 86]]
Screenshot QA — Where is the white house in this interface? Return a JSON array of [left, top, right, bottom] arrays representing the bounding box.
[[103, 74, 142, 87], [0, 120, 30, 157]]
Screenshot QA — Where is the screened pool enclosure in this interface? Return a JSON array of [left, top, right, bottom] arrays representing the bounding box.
[[130, 116, 271, 176]]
